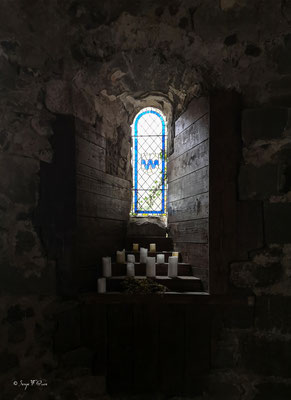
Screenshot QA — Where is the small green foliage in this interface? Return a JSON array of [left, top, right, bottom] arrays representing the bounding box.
[[121, 277, 168, 294]]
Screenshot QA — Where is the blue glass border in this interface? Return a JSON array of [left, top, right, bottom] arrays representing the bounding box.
[[134, 110, 166, 215]]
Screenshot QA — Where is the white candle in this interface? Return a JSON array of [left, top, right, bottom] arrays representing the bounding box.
[[97, 278, 106, 293], [150, 243, 156, 252], [133, 243, 139, 251], [168, 256, 178, 277], [116, 249, 125, 264], [146, 257, 156, 277], [127, 262, 135, 277], [127, 254, 135, 263], [172, 251, 179, 257], [156, 254, 165, 264], [102, 257, 112, 277], [140, 247, 148, 263]]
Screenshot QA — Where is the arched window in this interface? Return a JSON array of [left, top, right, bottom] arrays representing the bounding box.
[[131, 107, 167, 216]]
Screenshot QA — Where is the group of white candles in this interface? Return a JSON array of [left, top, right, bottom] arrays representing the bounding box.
[[97, 243, 180, 293]]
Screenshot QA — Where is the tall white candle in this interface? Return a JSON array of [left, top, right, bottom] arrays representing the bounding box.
[[127, 262, 135, 277], [150, 243, 156, 252], [156, 254, 165, 264], [127, 254, 135, 263], [133, 243, 139, 251], [102, 257, 112, 277], [146, 257, 156, 277], [116, 249, 125, 264], [140, 247, 148, 263], [168, 256, 178, 277], [97, 278, 106, 293]]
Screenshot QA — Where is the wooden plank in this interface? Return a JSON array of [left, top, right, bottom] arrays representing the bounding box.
[[76, 136, 106, 171], [209, 91, 241, 294], [125, 236, 173, 251], [159, 304, 185, 394], [77, 190, 130, 220], [77, 215, 125, 237], [75, 118, 106, 148], [168, 166, 209, 203], [175, 243, 209, 269], [77, 163, 131, 189], [76, 236, 124, 270], [106, 276, 202, 293], [133, 304, 160, 392], [169, 219, 208, 243], [77, 173, 131, 202], [110, 263, 192, 276], [76, 217, 125, 270], [168, 192, 209, 223], [168, 140, 209, 182], [107, 304, 134, 393], [175, 96, 209, 136], [82, 293, 254, 306], [170, 114, 209, 160], [184, 304, 211, 394], [80, 303, 107, 374], [192, 267, 209, 291]]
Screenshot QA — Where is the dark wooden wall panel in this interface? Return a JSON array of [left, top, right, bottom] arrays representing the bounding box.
[[169, 114, 209, 159], [168, 166, 208, 203], [76, 136, 106, 171], [168, 140, 209, 182], [168, 192, 209, 223], [77, 191, 130, 220], [77, 172, 130, 201], [75, 118, 106, 148], [80, 300, 212, 396], [209, 91, 241, 294], [175, 97, 209, 136], [169, 219, 208, 243], [168, 97, 209, 289], [75, 123, 131, 291]]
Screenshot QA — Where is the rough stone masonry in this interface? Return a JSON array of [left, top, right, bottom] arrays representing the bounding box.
[[0, 0, 291, 399]]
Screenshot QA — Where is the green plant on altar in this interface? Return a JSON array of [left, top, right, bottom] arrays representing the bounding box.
[[121, 277, 168, 294]]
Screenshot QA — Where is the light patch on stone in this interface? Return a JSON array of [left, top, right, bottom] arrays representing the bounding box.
[[220, 0, 246, 10], [253, 252, 280, 266], [100, 89, 117, 102], [9, 221, 46, 277], [45, 80, 96, 125], [243, 137, 291, 167], [270, 191, 291, 203], [111, 70, 126, 82]]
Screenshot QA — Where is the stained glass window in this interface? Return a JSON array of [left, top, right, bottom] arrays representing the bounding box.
[[131, 107, 167, 216]]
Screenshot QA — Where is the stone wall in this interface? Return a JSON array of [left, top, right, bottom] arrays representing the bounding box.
[[0, 0, 291, 399]]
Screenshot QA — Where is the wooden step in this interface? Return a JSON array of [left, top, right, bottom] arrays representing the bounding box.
[[125, 251, 183, 262], [125, 236, 173, 251], [106, 276, 203, 293], [111, 262, 192, 276]]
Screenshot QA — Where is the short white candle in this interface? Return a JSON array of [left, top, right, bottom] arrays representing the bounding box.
[[146, 257, 156, 277], [172, 251, 179, 257], [127, 254, 135, 263], [133, 243, 139, 251], [97, 278, 106, 293], [150, 243, 156, 252], [156, 254, 165, 264], [127, 262, 135, 277], [102, 257, 112, 277], [140, 247, 148, 263], [168, 256, 178, 277], [116, 249, 125, 264]]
